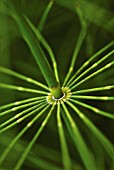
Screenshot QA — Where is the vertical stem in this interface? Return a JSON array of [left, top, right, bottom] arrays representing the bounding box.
[[57, 104, 72, 170], [8, 0, 63, 98], [63, 6, 87, 86], [38, 0, 54, 31]]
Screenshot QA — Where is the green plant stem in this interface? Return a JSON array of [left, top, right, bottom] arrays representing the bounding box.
[[0, 101, 46, 129], [24, 16, 59, 82], [71, 61, 114, 90], [0, 66, 49, 90], [38, 0, 54, 31], [67, 41, 114, 87], [0, 104, 50, 165], [67, 101, 114, 158], [0, 102, 47, 133], [62, 103, 98, 170], [72, 95, 114, 100], [69, 98, 114, 119], [63, 6, 87, 86], [57, 104, 72, 170], [0, 83, 47, 95], [14, 105, 54, 170], [72, 85, 114, 94], [8, 0, 63, 99], [0, 96, 44, 111]]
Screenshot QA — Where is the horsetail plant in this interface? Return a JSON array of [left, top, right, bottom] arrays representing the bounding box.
[[0, 0, 114, 170]]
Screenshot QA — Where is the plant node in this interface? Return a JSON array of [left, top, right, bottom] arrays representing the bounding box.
[[49, 83, 63, 99], [47, 87, 72, 105]]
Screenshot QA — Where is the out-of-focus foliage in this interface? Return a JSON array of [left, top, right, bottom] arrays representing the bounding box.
[[0, 0, 114, 170]]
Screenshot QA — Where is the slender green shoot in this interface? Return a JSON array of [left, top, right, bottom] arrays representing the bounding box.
[[63, 6, 87, 86], [0, 98, 45, 117], [8, 0, 63, 98], [68, 49, 114, 88], [0, 104, 50, 165], [72, 85, 114, 94], [24, 16, 59, 82], [67, 101, 114, 158], [0, 102, 47, 133], [57, 104, 72, 170], [71, 95, 114, 100], [0, 83, 47, 95], [0, 96, 46, 111], [62, 103, 97, 170], [69, 98, 114, 119], [0, 133, 64, 170], [66, 40, 114, 87], [0, 100, 46, 128], [38, 0, 54, 31], [13, 105, 54, 170], [70, 61, 114, 90], [0, 66, 49, 90]]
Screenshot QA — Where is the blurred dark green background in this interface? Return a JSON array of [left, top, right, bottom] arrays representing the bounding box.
[[0, 0, 114, 169]]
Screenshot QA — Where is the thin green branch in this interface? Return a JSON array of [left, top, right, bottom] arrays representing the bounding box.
[[0, 66, 49, 90], [24, 15, 59, 82], [67, 101, 114, 158], [0, 100, 46, 129], [0, 132, 63, 170], [8, 0, 63, 98], [0, 102, 47, 133], [71, 61, 114, 90], [69, 50, 114, 88], [0, 96, 45, 111], [72, 85, 114, 94], [1, 134, 64, 170], [66, 40, 114, 87], [0, 98, 45, 117], [0, 126, 28, 165], [14, 105, 54, 170], [62, 103, 97, 170], [38, 0, 54, 31], [69, 98, 114, 119], [63, 6, 87, 86], [57, 104, 72, 170], [0, 83, 47, 95], [0, 104, 50, 165], [71, 95, 114, 100]]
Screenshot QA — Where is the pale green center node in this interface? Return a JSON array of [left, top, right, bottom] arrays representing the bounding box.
[[46, 87, 72, 105]]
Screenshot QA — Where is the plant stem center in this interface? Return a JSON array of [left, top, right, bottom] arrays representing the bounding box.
[[50, 83, 63, 99], [47, 87, 72, 105]]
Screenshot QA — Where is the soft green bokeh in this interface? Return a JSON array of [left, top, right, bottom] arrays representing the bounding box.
[[0, 0, 114, 170]]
